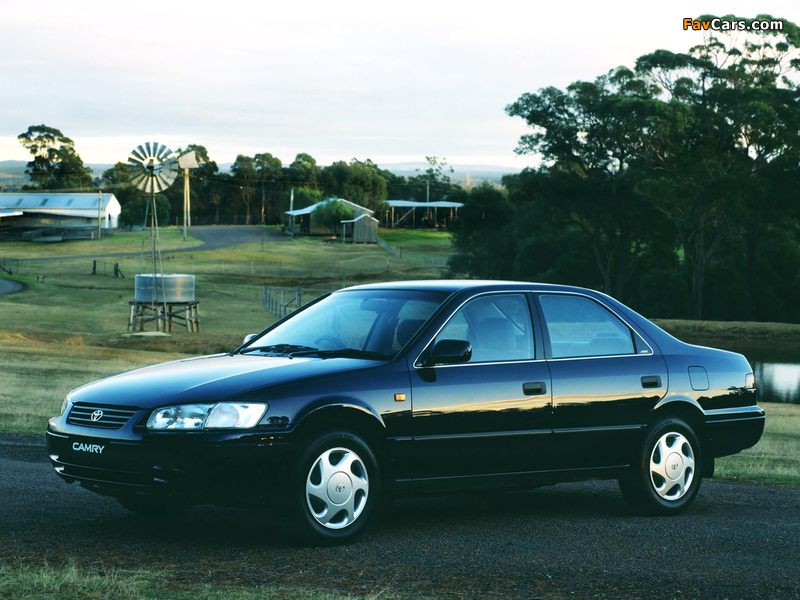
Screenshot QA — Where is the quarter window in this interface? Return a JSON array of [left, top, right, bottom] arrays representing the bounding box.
[[539, 294, 635, 358], [436, 294, 534, 363]]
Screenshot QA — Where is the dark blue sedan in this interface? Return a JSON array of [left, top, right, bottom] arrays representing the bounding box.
[[47, 281, 764, 543]]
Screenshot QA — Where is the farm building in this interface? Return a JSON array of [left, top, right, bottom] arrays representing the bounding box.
[[284, 198, 374, 238], [340, 213, 379, 243], [0, 192, 121, 241], [384, 200, 463, 228]]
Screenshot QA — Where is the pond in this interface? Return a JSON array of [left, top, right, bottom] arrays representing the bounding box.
[[740, 348, 800, 405]]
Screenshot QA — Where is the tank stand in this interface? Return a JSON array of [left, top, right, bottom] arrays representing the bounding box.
[[127, 301, 200, 333]]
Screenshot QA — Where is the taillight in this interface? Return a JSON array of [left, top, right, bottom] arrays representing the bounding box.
[[745, 373, 755, 389]]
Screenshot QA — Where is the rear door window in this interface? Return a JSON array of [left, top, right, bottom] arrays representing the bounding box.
[[538, 294, 636, 358]]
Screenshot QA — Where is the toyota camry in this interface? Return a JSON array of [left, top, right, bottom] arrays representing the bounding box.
[[47, 281, 765, 543]]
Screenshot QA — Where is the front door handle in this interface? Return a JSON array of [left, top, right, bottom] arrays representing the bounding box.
[[523, 381, 547, 396], [641, 375, 662, 388]]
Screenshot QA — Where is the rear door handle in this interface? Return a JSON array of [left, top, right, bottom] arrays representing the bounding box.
[[523, 381, 547, 395], [641, 375, 662, 388]]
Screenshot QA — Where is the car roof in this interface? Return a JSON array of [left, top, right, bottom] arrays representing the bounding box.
[[337, 280, 596, 295]]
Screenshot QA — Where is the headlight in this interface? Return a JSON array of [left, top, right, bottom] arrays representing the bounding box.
[[60, 394, 74, 416], [147, 403, 268, 431]]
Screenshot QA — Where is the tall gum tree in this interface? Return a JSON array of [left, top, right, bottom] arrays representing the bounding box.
[[18, 124, 92, 191], [635, 14, 800, 318], [506, 68, 671, 302]]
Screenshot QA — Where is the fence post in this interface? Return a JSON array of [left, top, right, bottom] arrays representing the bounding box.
[[92, 260, 97, 275]]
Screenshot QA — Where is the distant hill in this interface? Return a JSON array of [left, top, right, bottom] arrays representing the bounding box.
[[1, 159, 520, 190], [0, 161, 28, 190], [377, 162, 520, 186], [0, 161, 115, 190]]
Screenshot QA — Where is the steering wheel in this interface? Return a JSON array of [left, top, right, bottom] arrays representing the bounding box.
[[314, 335, 347, 350]]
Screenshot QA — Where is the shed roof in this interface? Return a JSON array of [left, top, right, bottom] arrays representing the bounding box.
[[341, 213, 379, 224], [0, 192, 118, 211], [386, 200, 463, 208], [285, 197, 373, 217]]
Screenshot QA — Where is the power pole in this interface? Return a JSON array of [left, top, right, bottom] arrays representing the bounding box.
[[98, 189, 102, 240]]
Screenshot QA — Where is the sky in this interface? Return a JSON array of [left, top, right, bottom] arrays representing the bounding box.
[[1, 0, 798, 170]]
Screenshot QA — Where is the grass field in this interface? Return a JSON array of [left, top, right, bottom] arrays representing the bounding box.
[[0, 563, 404, 600], [654, 318, 800, 352], [0, 228, 204, 259]]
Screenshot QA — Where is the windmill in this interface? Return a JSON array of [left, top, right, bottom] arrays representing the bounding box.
[[125, 142, 198, 333]]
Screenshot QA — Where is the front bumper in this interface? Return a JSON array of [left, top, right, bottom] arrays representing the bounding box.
[[46, 421, 293, 507]]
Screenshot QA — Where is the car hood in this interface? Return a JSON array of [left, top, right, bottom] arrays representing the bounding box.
[[68, 353, 379, 409]]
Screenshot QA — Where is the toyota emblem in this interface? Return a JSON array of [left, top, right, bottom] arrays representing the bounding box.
[[90, 410, 104, 422]]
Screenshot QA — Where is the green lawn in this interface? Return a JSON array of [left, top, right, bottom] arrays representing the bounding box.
[[715, 402, 800, 485], [0, 228, 204, 259]]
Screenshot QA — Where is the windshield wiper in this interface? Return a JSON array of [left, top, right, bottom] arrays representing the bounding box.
[[239, 344, 318, 356], [289, 348, 392, 360]]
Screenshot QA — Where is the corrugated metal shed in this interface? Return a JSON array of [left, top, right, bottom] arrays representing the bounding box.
[[0, 192, 122, 231], [341, 213, 379, 243]]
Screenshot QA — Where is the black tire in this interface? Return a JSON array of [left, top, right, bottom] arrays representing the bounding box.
[[286, 431, 380, 545], [619, 418, 702, 515], [117, 494, 192, 518]]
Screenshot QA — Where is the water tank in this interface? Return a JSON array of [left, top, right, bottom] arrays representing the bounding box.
[[135, 274, 195, 303]]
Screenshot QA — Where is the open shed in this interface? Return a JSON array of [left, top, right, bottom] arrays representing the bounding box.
[[385, 200, 463, 228]]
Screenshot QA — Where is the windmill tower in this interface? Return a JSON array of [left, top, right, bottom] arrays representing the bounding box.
[[126, 143, 199, 333]]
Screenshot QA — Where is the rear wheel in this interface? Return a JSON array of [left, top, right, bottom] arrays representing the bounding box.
[[619, 418, 702, 514], [287, 431, 380, 544]]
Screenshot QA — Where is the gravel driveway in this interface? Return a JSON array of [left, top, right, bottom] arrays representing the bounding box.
[[2, 433, 798, 599]]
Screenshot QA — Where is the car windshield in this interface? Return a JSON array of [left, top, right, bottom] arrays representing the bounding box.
[[240, 289, 449, 359]]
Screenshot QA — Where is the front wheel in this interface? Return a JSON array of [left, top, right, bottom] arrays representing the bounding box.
[[287, 431, 380, 544], [619, 418, 702, 515]]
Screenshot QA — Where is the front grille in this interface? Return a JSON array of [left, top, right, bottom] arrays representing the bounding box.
[[67, 403, 138, 429]]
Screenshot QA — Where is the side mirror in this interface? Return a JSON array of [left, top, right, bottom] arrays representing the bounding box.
[[243, 333, 259, 345], [425, 339, 472, 366]]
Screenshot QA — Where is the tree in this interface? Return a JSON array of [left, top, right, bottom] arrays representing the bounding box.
[[319, 159, 388, 213], [447, 183, 516, 279], [504, 15, 800, 318], [101, 162, 141, 208], [287, 153, 319, 190], [119, 194, 170, 228], [290, 187, 323, 211], [230, 155, 258, 224], [505, 68, 672, 302], [410, 156, 456, 203], [18, 124, 93, 191], [255, 152, 284, 224], [313, 199, 356, 235], [634, 15, 800, 317]]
